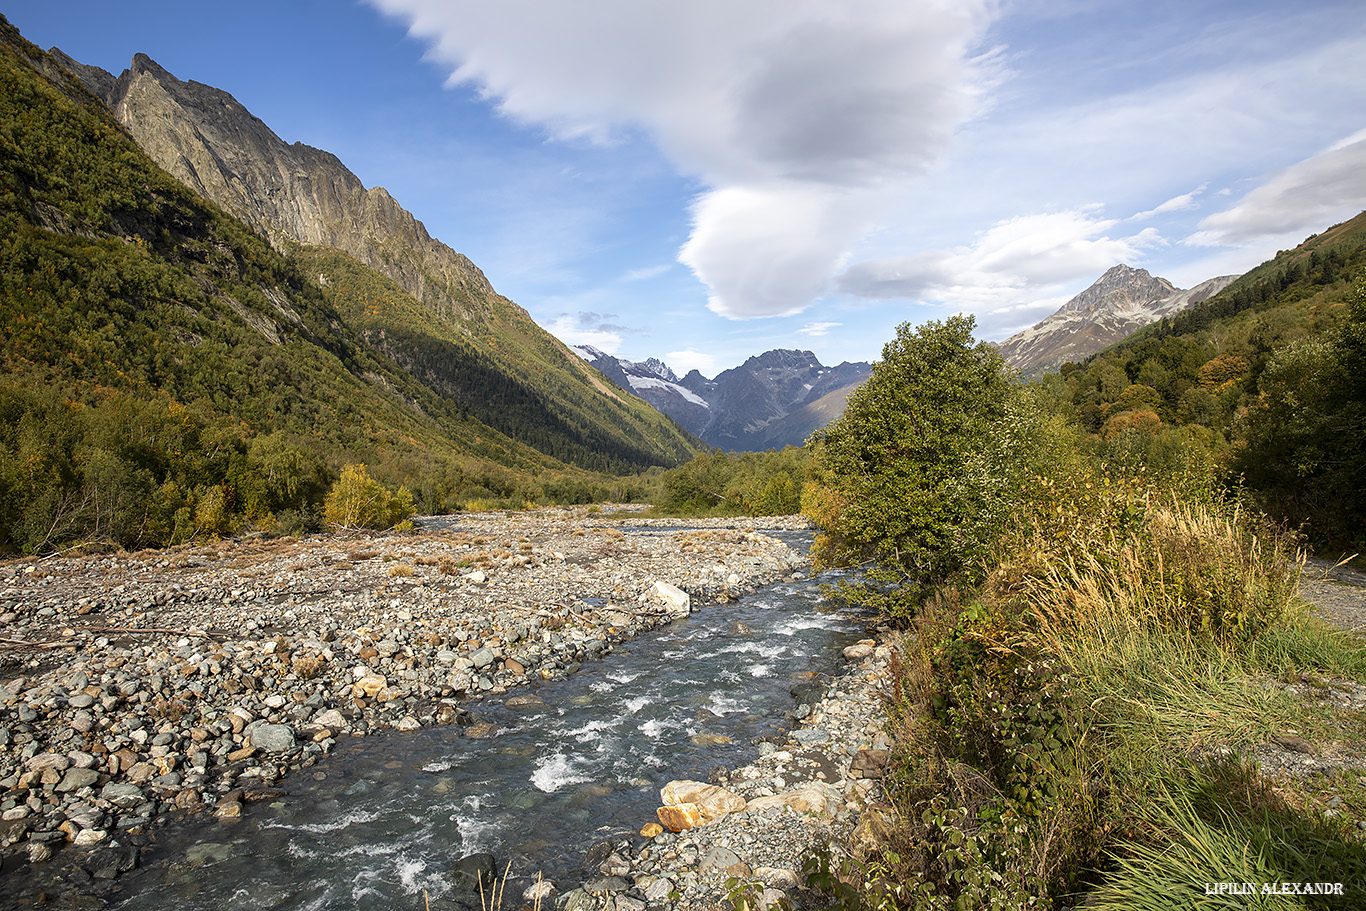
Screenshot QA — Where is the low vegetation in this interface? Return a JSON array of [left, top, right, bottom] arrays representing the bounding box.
[[791, 297, 1366, 907]]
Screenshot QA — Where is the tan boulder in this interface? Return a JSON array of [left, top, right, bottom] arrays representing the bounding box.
[[656, 803, 704, 832], [352, 674, 388, 698], [744, 781, 841, 819], [655, 779, 746, 831], [660, 780, 746, 822]]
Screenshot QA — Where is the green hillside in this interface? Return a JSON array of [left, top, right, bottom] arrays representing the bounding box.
[[1046, 211, 1366, 549], [0, 18, 668, 553], [297, 246, 697, 474]]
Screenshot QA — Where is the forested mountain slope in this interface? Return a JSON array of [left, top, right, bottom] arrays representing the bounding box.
[[1051, 211, 1366, 548], [0, 18, 659, 553], [48, 46, 696, 473]]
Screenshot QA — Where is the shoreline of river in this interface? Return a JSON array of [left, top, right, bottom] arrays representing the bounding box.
[[550, 634, 895, 911], [0, 508, 817, 902]]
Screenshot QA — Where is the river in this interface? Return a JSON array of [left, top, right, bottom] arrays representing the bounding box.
[[59, 532, 870, 910]]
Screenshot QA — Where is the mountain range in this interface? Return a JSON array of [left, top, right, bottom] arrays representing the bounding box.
[[996, 264, 1240, 376], [573, 346, 871, 451]]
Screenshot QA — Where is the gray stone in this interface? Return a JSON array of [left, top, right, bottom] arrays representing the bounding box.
[[452, 852, 499, 891], [584, 875, 631, 893], [649, 581, 690, 617], [100, 782, 145, 809], [469, 648, 496, 670], [700, 846, 743, 875], [83, 845, 138, 879], [557, 889, 595, 911], [249, 723, 296, 753], [55, 768, 99, 792]]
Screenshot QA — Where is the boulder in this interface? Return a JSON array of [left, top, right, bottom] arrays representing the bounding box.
[[55, 768, 99, 792], [656, 803, 704, 832], [699, 845, 744, 875], [99, 782, 145, 809], [249, 723, 296, 753], [452, 852, 499, 891], [657, 780, 745, 830], [648, 581, 691, 617], [314, 709, 348, 730], [352, 674, 387, 698], [849, 748, 889, 779], [83, 845, 138, 880], [744, 781, 841, 819]]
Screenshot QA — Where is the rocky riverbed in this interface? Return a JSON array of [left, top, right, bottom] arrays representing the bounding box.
[[0, 507, 828, 902]]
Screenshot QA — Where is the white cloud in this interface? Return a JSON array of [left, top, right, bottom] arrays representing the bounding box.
[[369, 0, 999, 318], [1129, 185, 1205, 221], [800, 322, 842, 337], [619, 263, 673, 283], [545, 315, 622, 353], [1189, 129, 1366, 246], [665, 349, 716, 376], [839, 208, 1163, 306]]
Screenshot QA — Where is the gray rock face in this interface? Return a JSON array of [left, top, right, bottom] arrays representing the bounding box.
[[78, 54, 498, 319]]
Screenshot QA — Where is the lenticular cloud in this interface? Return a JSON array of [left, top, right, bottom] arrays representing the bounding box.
[[369, 0, 997, 318]]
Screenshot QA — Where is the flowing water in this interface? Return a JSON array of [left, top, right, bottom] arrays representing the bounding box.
[[70, 534, 868, 909]]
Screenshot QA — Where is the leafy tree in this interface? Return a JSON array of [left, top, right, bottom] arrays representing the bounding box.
[[323, 463, 414, 530], [804, 315, 1021, 609], [1236, 279, 1366, 549]]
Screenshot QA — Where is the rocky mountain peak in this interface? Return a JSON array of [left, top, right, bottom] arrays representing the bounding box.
[[996, 265, 1239, 377], [1061, 264, 1178, 317], [637, 358, 678, 383], [56, 50, 501, 320]]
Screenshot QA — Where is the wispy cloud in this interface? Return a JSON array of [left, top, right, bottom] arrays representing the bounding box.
[[545, 313, 624, 352], [619, 263, 673, 283], [1129, 185, 1206, 221], [799, 322, 842, 337], [1189, 129, 1366, 246], [840, 208, 1162, 305]]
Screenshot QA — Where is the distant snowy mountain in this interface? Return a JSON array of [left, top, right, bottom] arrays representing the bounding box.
[[573, 346, 870, 451], [996, 265, 1240, 376]]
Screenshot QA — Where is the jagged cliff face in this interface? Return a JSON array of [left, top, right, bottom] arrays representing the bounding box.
[[996, 264, 1239, 376], [67, 53, 497, 321]]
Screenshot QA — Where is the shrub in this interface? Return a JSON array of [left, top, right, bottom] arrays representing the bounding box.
[[323, 463, 414, 530], [804, 315, 1020, 609]]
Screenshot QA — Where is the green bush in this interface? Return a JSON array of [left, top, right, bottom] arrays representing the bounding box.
[[804, 315, 1023, 612], [323, 463, 414, 530]]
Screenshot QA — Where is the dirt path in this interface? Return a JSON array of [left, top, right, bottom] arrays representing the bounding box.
[[1301, 555, 1366, 635]]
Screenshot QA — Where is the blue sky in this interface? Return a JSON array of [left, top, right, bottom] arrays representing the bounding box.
[[9, 0, 1366, 375]]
